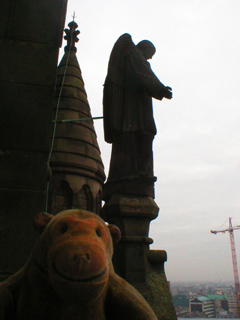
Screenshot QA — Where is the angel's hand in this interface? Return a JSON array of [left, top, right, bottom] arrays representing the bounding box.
[[164, 87, 172, 99]]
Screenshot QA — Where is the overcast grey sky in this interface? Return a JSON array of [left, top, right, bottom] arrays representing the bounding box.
[[60, 1, 240, 283]]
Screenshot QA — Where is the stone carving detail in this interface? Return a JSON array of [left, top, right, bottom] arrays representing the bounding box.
[[52, 181, 73, 214], [96, 190, 102, 215], [78, 185, 93, 211]]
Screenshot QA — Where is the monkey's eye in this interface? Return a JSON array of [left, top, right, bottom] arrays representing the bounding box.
[[61, 224, 68, 234], [96, 229, 101, 237]]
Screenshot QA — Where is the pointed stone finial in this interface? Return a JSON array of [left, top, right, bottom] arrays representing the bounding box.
[[64, 19, 80, 53], [72, 11, 76, 21]]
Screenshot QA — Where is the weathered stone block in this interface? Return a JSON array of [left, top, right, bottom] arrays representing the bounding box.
[[0, 149, 48, 190], [0, 188, 45, 275], [134, 250, 177, 320], [0, 0, 15, 39], [0, 39, 59, 86], [0, 0, 67, 277], [7, 0, 67, 45], [0, 83, 54, 152]]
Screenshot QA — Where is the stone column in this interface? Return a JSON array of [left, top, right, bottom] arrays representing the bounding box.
[[101, 194, 177, 320], [102, 194, 158, 281], [0, 0, 67, 279]]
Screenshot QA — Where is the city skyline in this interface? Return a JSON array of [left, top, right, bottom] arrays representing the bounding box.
[[171, 281, 239, 318], [60, 1, 240, 282]]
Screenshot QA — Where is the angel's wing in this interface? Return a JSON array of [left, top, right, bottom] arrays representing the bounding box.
[[103, 34, 134, 143]]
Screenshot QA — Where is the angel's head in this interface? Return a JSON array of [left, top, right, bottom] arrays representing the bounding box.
[[136, 40, 156, 60]]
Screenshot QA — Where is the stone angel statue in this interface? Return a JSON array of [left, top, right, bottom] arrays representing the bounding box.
[[103, 33, 172, 199]]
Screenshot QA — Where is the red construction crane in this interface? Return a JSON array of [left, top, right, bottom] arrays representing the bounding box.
[[211, 218, 240, 318]]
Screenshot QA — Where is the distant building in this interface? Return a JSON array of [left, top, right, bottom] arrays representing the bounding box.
[[190, 296, 215, 318], [218, 309, 229, 318], [227, 293, 238, 318], [207, 294, 228, 317]]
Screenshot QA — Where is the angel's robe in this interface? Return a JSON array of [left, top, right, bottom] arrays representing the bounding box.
[[103, 34, 170, 198], [103, 34, 168, 144]]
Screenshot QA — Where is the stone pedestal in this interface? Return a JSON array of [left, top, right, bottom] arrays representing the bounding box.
[[101, 194, 177, 320], [103, 176, 156, 201]]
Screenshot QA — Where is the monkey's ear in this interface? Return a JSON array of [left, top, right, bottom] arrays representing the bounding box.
[[108, 225, 121, 244], [33, 212, 54, 234]]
